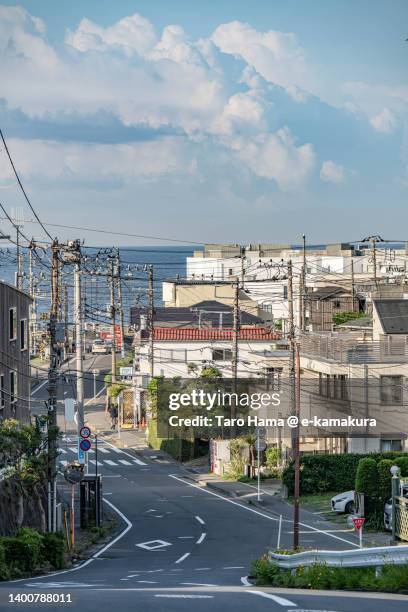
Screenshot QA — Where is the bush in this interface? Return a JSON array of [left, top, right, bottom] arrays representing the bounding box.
[[395, 456, 408, 476], [265, 447, 281, 477], [282, 452, 408, 495], [42, 532, 65, 570], [0, 541, 9, 581], [4, 528, 44, 573], [251, 558, 408, 593], [377, 459, 393, 502], [355, 458, 383, 525]]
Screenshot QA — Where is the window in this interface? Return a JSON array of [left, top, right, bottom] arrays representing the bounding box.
[[0, 375, 4, 409], [265, 367, 283, 391], [10, 370, 17, 404], [319, 373, 348, 400], [228, 268, 233, 276], [20, 319, 27, 351], [380, 375, 403, 405], [381, 439, 403, 452], [212, 348, 232, 361], [283, 286, 288, 300], [9, 308, 17, 340]]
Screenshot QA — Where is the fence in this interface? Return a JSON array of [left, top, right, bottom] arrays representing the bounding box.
[[269, 545, 408, 569], [300, 333, 408, 364]]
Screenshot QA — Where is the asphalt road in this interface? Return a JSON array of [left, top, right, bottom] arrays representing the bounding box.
[[1, 354, 407, 611]]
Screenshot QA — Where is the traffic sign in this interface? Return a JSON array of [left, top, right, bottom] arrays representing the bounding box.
[[79, 438, 91, 452], [80, 426, 91, 439], [352, 517, 365, 530], [77, 438, 85, 464], [255, 439, 267, 452]]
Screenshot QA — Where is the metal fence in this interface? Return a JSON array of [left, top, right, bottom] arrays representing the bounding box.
[[269, 545, 408, 569], [300, 333, 408, 364]]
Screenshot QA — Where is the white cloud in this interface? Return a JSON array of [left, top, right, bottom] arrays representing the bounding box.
[[370, 108, 397, 134], [66, 14, 156, 57], [0, 138, 195, 185], [320, 160, 345, 184]]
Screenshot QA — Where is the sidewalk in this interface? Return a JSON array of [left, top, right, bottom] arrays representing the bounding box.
[[182, 471, 391, 548], [84, 400, 148, 451]]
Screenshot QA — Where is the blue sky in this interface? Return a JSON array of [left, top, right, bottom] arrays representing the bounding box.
[[0, 1, 407, 245]]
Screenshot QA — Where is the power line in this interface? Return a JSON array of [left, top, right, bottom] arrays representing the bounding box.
[[0, 129, 53, 241]]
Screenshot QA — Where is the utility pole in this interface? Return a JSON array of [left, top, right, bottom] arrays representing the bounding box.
[[351, 258, 356, 312], [371, 237, 377, 286], [116, 249, 125, 359], [109, 258, 117, 383], [240, 246, 246, 288], [293, 342, 301, 550], [148, 264, 154, 378], [47, 240, 60, 532], [301, 234, 306, 331], [231, 279, 240, 433], [28, 243, 37, 356], [64, 284, 69, 358], [15, 226, 23, 290], [74, 246, 84, 435]]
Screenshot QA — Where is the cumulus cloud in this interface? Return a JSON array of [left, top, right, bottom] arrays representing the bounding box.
[[320, 160, 345, 184], [370, 108, 397, 134]]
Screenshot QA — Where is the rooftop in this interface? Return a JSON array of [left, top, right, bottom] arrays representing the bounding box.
[[374, 299, 408, 334], [151, 327, 281, 342]]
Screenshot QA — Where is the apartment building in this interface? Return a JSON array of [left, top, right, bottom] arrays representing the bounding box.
[[0, 281, 32, 423]]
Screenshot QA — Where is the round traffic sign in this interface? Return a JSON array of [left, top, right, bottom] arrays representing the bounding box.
[[255, 439, 267, 452], [80, 426, 91, 438], [79, 438, 91, 452]]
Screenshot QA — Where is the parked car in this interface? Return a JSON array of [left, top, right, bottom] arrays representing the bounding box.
[[331, 490, 355, 513], [91, 339, 109, 354], [384, 484, 408, 531]]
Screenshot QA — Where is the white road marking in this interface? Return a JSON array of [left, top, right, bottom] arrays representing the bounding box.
[[175, 552, 190, 564], [240, 576, 251, 586], [155, 595, 213, 599], [246, 591, 297, 606], [30, 378, 48, 395], [102, 439, 146, 465], [181, 582, 218, 587], [98, 448, 110, 454], [104, 460, 117, 466], [136, 540, 172, 550], [194, 567, 211, 571], [196, 532, 206, 544], [69, 447, 77, 453], [195, 515, 205, 525], [89, 460, 103, 466], [118, 459, 132, 466], [178, 536, 194, 539], [84, 385, 105, 406], [170, 475, 359, 549], [137, 580, 157, 584], [58, 448, 67, 454], [59, 460, 68, 467], [223, 566, 244, 569]]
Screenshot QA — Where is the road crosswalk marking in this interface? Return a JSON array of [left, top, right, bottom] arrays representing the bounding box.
[[98, 448, 110, 454], [118, 459, 132, 465], [104, 460, 117, 466]]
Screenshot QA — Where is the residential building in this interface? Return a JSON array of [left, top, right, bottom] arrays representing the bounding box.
[[0, 281, 32, 423]]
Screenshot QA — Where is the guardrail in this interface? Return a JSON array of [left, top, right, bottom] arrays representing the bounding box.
[[269, 545, 408, 568]]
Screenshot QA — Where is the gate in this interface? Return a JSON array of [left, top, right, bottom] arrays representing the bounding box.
[[395, 496, 408, 541]]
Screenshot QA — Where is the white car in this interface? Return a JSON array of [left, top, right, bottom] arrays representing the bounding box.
[[91, 339, 109, 354], [331, 490, 355, 513]]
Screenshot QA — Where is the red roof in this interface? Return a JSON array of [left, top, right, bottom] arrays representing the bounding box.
[[152, 327, 281, 342]]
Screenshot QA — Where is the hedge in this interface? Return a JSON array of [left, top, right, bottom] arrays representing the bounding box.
[[0, 528, 66, 580], [147, 419, 196, 462], [282, 452, 408, 495]]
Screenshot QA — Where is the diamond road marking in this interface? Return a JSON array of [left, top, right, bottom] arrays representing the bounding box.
[[136, 539, 172, 551]]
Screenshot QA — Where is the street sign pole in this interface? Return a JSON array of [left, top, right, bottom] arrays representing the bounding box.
[[257, 449, 261, 501], [360, 523, 363, 549]]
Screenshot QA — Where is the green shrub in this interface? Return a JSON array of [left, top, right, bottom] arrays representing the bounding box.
[[42, 532, 65, 570], [0, 541, 9, 581], [282, 452, 408, 495], [265, 447, 281, 476], [4, 529, 44, 573], [395, 456, 408, 476], [377, 459, 393, 502], [355, 458, 378, 497]]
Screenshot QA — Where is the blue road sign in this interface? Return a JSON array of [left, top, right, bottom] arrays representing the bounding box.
[[77, 438, 85, 464], [79, 438, 91, 452]]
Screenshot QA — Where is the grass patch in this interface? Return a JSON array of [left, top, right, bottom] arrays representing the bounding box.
[[251, 557, 408, 593]]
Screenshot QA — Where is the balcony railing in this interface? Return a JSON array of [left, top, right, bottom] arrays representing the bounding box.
[[300, 333, 408, 364]]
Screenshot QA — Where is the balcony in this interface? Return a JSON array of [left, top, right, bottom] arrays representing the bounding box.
[[299, 332, 408, 364]]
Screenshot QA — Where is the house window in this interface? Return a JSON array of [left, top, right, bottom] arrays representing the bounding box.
[[380, 375, 403, 405], [212, 348, 232, 361], [333, 300, 341, 308], [264, 367, 283, 391], [0, 375, 4, 408], [20, 318, 27, 351], [9, 307, 17, 340], [283, 286, 288, 300], [10, 370, 17, 404], [381, 439, 403, 452]]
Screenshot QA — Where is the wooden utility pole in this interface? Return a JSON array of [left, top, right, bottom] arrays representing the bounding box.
[[240, 246, 245, 288], [288, 259, 299, 549], [47, 240, 60, 532], [109, 258, 117, 383], [116, 248, 125, 359], [231, 279, 240, 434], [148, 264, 154, 378], [28, 243, 37, 356], [64, 284, 69, 357], [15, 226, 23, 290]]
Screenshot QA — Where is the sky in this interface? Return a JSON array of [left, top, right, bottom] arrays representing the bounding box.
[[0, 1, 407, 246]]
